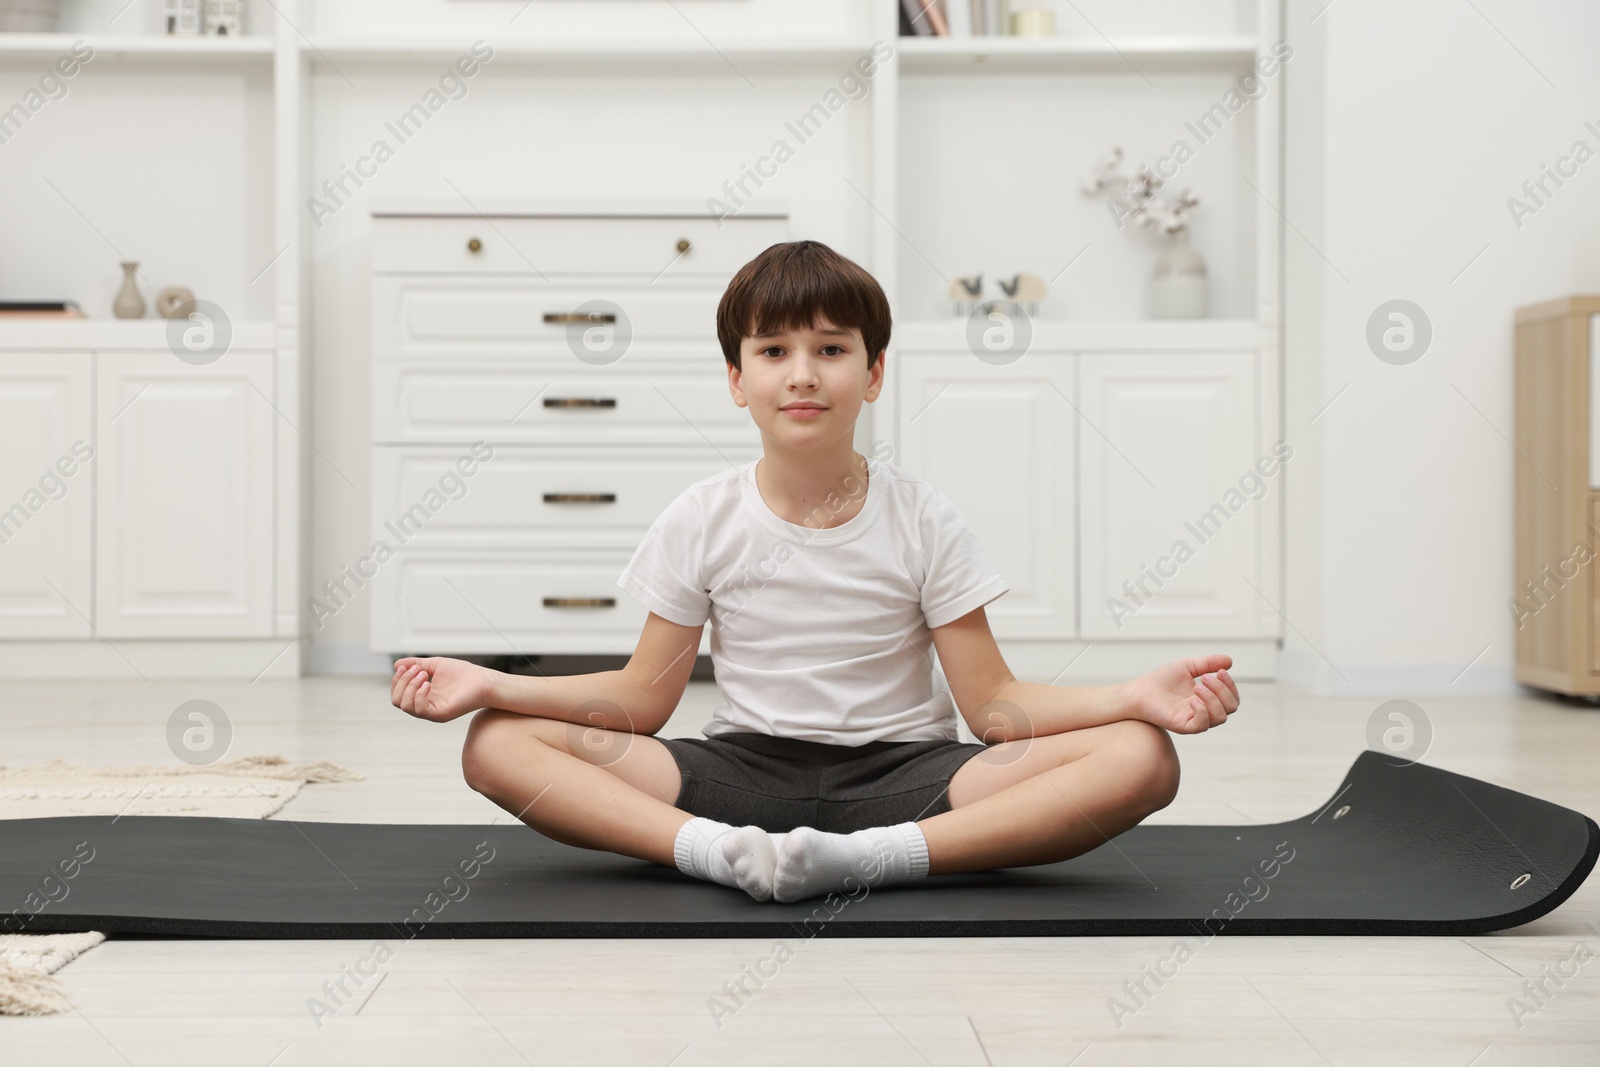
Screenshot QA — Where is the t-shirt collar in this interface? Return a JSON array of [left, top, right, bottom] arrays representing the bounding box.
[[738, 455, 883, 545]]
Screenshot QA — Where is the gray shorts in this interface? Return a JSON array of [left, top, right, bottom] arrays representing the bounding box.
[[657, 730, 990, 834]]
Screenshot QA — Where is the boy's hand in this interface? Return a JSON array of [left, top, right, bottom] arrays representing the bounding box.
[[390, 657, 496, 723], [1121, 655, 1239, 734]]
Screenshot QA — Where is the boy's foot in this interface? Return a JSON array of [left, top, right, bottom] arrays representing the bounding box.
[[772, 822, 930, 904], [674, 817, 787, 902], [720, 826, 786, 901]]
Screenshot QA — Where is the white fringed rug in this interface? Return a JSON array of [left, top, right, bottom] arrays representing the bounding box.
[[0, 755, 363, 1015], [0, 755, 362, 820], [0, 933, 106, 1015]]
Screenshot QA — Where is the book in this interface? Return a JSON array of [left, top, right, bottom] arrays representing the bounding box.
[[946, 0, 971, 36], [902, 0, 930, 35], [0, 300, 87, 318], [901, 0, 949, 36]]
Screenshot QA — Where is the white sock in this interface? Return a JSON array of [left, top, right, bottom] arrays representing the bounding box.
[[673, 817, 781, 902], [772, 822, 930, 904]]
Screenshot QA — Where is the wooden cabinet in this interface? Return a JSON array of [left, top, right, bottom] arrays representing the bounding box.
[[895, 352, 1076, 639], [0, 338, 277, 646], [1078, 351, 1262, 639], [367, 207, 783, 654], [1512, 295, 1600, 697], [0, 353, 93, 639], [95, 352, 275, 638], [890, 324, 1277, 652]]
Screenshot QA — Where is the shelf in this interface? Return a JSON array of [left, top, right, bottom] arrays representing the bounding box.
[[0, 32, 1255, 74], [368, 194, 789, 218], [303, 37, 882, 72], [0, 33, 274, 61], [896, 34, 1258, 73], [894, 318, 1260, 351], [0, 319, 276, 350]]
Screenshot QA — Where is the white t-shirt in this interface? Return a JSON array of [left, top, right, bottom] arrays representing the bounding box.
[[615, 454, 1009, 745]]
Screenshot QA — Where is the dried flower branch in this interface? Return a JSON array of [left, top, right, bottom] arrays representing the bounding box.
[[1081, 147, 1200, 234]]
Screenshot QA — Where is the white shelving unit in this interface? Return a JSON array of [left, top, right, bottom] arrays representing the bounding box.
[[873, 1, 1284, 681], [895, 33, 1259, 71], [0, 33, 274, 57], [0, 0, 1283, 677]]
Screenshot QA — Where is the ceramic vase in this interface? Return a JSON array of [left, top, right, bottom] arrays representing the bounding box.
[[1150, 228, 1208, 319], [113, 261, 145, 319]]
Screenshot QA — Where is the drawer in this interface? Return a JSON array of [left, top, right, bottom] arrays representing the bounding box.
[[371, 446, 759, 549], [368, 549, 683, 655], [372, 277, 724, 362], [372, 362, 759, 446], [371, 215, 788, 276]]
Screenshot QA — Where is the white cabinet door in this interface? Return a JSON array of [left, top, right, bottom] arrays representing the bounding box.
[[895, 353, 1075, 639], [0, 353, 93, 638], [1079, 352, 1263, 639], [96, 352, 274, 638]]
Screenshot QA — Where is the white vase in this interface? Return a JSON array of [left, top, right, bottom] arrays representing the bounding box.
[[112, 261, 145, 319], [1149, 228, 1208, 319]]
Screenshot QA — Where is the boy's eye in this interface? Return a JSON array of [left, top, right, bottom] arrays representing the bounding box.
[[760, 345, 844, 358]]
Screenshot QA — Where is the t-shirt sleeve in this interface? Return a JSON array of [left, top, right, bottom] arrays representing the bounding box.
[[918, 487, 1009, 629], [615, 491, 711, 627]]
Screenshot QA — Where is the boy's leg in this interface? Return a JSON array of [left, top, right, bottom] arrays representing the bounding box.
[[461, 708, 691, 867], [917, 718, 1180, 876]]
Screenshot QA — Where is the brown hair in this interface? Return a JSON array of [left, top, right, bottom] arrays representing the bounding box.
[[716, 240, 890, 372]]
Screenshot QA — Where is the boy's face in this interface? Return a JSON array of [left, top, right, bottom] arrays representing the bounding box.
[[728, 319, 885, 453]]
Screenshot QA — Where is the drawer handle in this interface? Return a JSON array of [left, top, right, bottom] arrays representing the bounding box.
[[542, 492, 617, 504], [543, 597, 617, 608], [467, 237, 482, 253], [676, 238, 691, 254], [543, 397, 617, 409], [544, 311, 617, 325]]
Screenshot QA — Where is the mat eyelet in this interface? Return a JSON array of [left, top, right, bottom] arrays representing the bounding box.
[[1332, 804, 1350, 820], [1510, 873, 1531, 890]]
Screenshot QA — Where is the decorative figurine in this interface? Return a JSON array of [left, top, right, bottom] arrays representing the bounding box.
[[948, 274, 983, 318], [203, 0, 244, 36], [997, 272, 1047, 316], [156, 286, 197, 319]]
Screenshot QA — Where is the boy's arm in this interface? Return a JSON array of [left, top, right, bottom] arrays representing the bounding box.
[[931, 606, 1124, 740], [930, 606, 1240, 738], [488, 612, 706, 735], [487, 670, 660, 731]]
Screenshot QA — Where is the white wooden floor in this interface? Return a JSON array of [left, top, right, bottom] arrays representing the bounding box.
[[2, 675, 1599, 1065]]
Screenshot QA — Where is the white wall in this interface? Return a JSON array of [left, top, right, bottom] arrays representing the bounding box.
[[1281, 0, 1600, 695]]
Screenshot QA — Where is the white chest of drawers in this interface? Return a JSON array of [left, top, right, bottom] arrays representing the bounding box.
[[367, 202, 785, 656]]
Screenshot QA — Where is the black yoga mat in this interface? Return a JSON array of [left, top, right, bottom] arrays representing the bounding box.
[[2, 750, 1595, 938]]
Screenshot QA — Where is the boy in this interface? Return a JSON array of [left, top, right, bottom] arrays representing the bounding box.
[[391, 240, 1240, 904]]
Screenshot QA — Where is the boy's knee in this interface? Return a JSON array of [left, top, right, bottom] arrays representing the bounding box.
[[1114, 719, 1180, 813], [460, 708, 522, 792]]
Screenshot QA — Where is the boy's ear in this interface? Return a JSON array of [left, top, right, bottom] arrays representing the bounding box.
[[865, 348, 887, 401]]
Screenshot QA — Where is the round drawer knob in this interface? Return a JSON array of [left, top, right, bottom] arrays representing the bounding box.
[[467, 237, 482, 253], [676, 238, 691, 254]]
